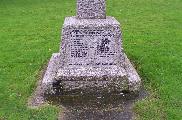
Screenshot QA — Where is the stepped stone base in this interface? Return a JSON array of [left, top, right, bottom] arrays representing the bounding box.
[[42, 53, 141, 93], [41, 16, 141, 94]]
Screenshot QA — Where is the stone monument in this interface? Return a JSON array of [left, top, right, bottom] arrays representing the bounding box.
[[42, 0, 141, 93]]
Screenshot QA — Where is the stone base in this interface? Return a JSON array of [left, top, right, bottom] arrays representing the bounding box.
[[42, 53, 141, 93], [56, 66, 129, 92], [42, 16, 141, 94]]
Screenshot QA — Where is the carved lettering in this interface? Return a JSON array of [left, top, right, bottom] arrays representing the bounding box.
[[68, 29, 117, 66]]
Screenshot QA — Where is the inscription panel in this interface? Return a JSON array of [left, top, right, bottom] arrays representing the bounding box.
[[67, 29, 118, 66]]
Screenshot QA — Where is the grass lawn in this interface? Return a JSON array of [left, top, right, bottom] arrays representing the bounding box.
[[0, 0, 182, 119]]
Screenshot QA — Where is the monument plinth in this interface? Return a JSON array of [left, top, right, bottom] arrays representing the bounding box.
[[42, 0, 141, 93]]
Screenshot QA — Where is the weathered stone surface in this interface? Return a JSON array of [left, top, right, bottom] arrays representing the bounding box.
[[41, 53, 141, 93], [42, 53, 61, 92], [124, 54, 141, 92], [41, 1, 141, 94], [77, 0, 106, 19], [56, 66, 128, 92], [60, 16, 125, 69]]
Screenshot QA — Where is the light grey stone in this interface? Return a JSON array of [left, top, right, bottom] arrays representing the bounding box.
[[42, 53, 61, 85], [42, 53, 61, 93], [60, 16, 125, 69], [124, 54, 141, 92], [42, 53, 141, 93], [41, 0, 141, 94], [77, 0, 106, 19]]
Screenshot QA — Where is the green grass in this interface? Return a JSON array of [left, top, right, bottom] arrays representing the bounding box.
[[0, 0, 182, 119]]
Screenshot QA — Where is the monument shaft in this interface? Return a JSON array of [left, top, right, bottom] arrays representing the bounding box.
[[77, 0, 106, 19]]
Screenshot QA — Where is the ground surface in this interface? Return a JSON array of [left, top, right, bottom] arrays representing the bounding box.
[[0, 0, 182, 119]]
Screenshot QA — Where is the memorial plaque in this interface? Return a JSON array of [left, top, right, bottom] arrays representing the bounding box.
[[67, 29, 117, 67]]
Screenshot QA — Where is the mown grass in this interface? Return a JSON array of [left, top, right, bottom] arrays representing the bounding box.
[[0, 0, 182, 119]]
